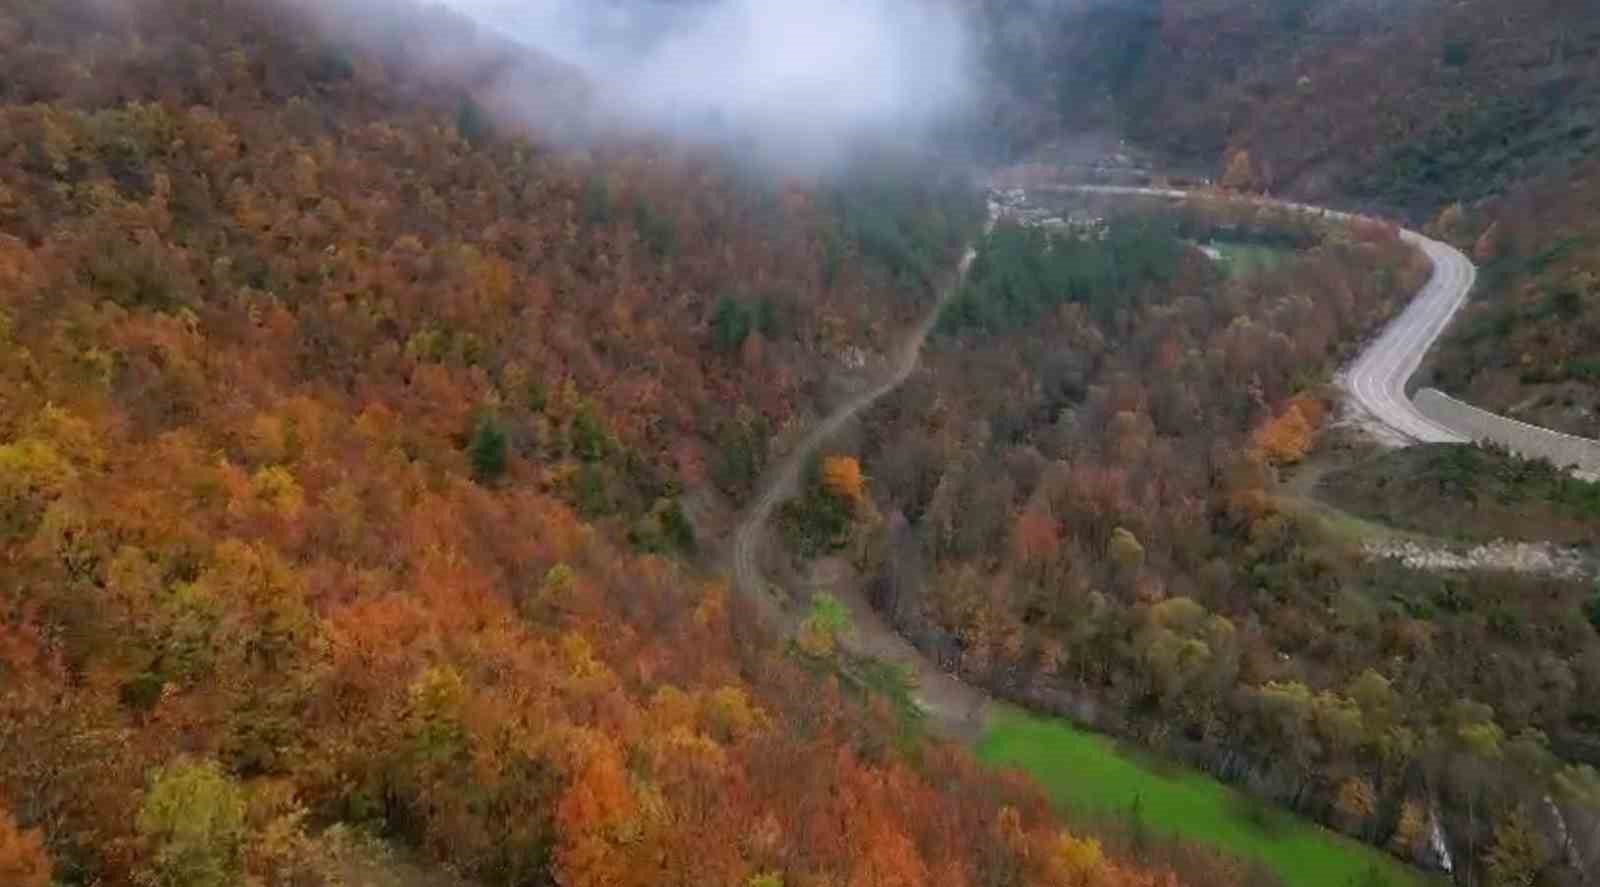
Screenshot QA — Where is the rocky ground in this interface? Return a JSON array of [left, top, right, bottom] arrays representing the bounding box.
[[1363, 539, 1592, 579]]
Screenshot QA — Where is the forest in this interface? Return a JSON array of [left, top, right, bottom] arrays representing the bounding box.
[[968, 0, 1600, 445], [1421, 159, 1600, 440], [0, 1, 1248, 885], [972, 0, 1600, 217], [794, 193, 1600, 886], [4, 0, 1600, 885]]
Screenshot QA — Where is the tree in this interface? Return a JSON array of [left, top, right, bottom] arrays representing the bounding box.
[[455, 97, 492, 147], [1585, 579, 1600, 632], [1484, 808, 1545, 887], [822, 455, 865, 506], [710, 297, 752, 354], [1334, 777, 1377, 836], [1221, 149, 1256, 191], [1051, 832, 1104, 886], [1108, 527, 1144, 573], [1253, 403, 1313, 465], [580, 177, 611, 227], [713, 412, 770, 499], [554, 736, 635, 887], [570, 406, 610, 463], [780, 459, 857, 557], [1125, 794, 1149, 853], [1013, 507, 1060, 569], [798, 593, 853, 658], [468, 414, 508, 483], [1389, 800, 1425, 861], [0, 807, 50, 887], [136, 759, 247, 887]]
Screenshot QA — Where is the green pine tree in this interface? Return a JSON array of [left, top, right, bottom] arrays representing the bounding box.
[[468, 415, 508, 483]]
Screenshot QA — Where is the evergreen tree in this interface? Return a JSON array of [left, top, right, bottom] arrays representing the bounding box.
[[710, 296, 752, 354], [468, 415, 508, 483], [455, 97, 492, 147]]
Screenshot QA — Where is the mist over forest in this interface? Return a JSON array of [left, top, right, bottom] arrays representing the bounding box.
[[2, 2, 1600, 887]]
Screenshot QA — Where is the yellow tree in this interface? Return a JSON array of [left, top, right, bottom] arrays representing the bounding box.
[[1389, 800, 1425, 861], [1485, 808, 1545, 887], [1049, 832, 1105, 887]]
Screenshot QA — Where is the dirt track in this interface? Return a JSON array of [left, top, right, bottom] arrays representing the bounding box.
[[727, 203, 996, 733], [723, 181, 1556, 735]]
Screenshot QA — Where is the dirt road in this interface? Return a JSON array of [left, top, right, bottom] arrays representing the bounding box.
[[727, 203, 996, 730], [730, 214, 990, 605]]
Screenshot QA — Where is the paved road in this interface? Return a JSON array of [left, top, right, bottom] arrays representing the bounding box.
[[1344, 230, 1475, 443], [1025, 184, 1475, 443]]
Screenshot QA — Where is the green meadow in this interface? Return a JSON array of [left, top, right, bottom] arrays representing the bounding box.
[[977, 706, 1428, 887], [1210, 241, 1291, 278]]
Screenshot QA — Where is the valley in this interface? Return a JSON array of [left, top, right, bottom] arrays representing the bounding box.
[[3, 2, 1600, 887], [733, 174, 1600, 886]]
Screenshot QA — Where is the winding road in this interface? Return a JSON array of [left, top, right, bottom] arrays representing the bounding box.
[[1345, 230, 1475, 443], [729, 207, 995, 616], [1023, 184, 1479, 444], [726, 180, 1493, 728]]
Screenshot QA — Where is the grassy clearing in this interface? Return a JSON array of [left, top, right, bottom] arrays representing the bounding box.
[[977, 706, 1427, 887], [1210, 241, 1290, 278]]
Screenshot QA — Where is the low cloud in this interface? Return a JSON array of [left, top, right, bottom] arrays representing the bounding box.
[[426, 0, 978, 171]]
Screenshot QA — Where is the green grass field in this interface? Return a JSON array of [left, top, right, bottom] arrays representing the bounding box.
[[1210, 241, 1290, 278], [977, 706, 1428, 887]]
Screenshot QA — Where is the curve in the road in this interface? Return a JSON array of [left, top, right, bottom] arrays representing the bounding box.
[[731, 183, 1482, 643], [728, 180, 1580, 728], [1025, 184, 1475, 444]]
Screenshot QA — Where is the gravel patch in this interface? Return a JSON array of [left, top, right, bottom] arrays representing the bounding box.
[[1363, 538, 1591, 578]]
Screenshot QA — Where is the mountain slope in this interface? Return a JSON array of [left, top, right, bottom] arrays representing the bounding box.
[[978, 0, 1600, 215], [0, 2, 1225, 886], [1423, 158, 1600, 437]]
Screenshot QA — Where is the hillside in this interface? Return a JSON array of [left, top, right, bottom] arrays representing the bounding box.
[[969, 0, 1600, 443], [1421, 160, 1600, 438], [790, 188, 1600, 884], [7, 0, 1600, 885], [977, 0, 1600, 216], [0, 2, 1232, 886], [1317, 444, 1600, 546]]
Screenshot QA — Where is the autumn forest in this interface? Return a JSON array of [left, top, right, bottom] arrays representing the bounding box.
[[2, 1, 1600, 887]]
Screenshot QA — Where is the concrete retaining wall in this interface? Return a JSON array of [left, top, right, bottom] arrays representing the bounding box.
[[1414, 388, 1600, 474]]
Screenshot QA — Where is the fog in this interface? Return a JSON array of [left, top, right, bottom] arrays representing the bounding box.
[[422, 0, 978, 171]]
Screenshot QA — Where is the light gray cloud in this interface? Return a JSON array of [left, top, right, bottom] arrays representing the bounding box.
[[426, 0, 978, 171]]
